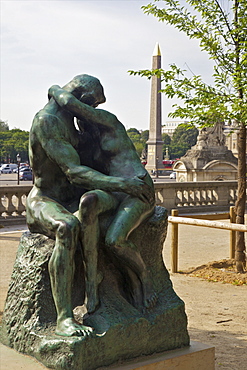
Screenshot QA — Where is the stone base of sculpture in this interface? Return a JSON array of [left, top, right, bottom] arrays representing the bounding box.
[[1, 206, 189, 370], [106, 341, 215, 370]]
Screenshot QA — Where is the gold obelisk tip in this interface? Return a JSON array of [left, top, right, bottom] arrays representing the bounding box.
[[153, 43, 161, 56]]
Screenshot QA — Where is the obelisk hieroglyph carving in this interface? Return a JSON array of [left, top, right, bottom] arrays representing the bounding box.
[[146, 43, 164, 175]]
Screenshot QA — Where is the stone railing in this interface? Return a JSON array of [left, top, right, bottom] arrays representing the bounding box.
[[0, 181, 246, 224], [154, 180, 242, 213], [0, 185, 32, 224]]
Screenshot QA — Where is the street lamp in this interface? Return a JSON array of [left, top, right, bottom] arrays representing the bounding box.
[[16, 153, 21, 185], [155, 156, 159, 178]]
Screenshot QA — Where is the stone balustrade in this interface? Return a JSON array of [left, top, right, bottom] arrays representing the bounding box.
[[0, 181, 245, 224], [154, 180, 241, 213], [0, 186, 32, 222]]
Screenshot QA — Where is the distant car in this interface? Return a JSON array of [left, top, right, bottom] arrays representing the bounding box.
[[19, 169, 33, 181], [19, 167, 31, 173], [0, 164, 18, 173], [169, 172, 176, 179], [13, 166, 29, 173]]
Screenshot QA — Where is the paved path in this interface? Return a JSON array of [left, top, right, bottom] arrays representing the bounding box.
[[0, 222, 246, 369]]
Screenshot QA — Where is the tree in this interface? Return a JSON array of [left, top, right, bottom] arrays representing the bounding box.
[[129, 0, 246, 272], [170, 125, 198, 158], [0, 120, 9, 132], [0, 128, 29, 163], [127, 128, 150, 156], [162, 133, 171, 146], [127, 127, 140, 135], [141, 129, 150, 142], [162, 132, 172, 156]]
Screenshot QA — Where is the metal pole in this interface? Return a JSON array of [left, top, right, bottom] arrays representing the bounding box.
[[17, 165, 19, 185], [155, 157, 159, 178], [16, 154, 21, 185]]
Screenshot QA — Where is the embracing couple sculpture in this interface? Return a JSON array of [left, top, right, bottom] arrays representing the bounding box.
[[26, 74, 156, 338]]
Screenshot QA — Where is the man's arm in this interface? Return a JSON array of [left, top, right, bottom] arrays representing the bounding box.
[[37, 115, 153, 203], [48, 85, 116, 129]]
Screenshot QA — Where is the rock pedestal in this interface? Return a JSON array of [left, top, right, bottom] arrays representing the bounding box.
[[1, 206, 189, 370]]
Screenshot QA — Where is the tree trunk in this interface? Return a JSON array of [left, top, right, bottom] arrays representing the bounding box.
[[234, 123, 246, 272]]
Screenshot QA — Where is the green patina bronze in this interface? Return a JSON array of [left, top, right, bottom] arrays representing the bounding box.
[[1, 74, 189, 369]]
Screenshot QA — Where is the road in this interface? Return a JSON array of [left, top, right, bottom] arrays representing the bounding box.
[[0, 173, 176, 186], [0, 173, 33, 186]]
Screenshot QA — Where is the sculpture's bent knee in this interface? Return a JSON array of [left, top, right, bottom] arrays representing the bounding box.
[[56, 217, 80, 245], [79, 192, 100, 220]]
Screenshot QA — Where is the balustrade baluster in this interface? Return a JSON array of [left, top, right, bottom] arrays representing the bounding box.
[[194, 189, 201, 206], [234, 188, 238, 203], [155, 188, 164, 205], [15, 193, 26, 215], [228, 188, 234, 205], [211, 189, 218, 204], [200, 189, 206, 205], [175, 190, 182, 207], [5, 193, 16, 216], [182, 190, 188, 206], [0, 195, 7, 216], [188, 190, 195, 206], [207, 189, 213, 205]]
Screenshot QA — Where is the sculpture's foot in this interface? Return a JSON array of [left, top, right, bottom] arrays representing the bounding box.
[[86, 287, 99, 314], [55, 318, 93, 337], [143, 280, 158, 310], [86, 272, 103, 314], [126, 270, 157, 310], [126, 269, 143, 308]]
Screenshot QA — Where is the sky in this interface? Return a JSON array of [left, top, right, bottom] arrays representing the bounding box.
[[1, 0, 215, 132]]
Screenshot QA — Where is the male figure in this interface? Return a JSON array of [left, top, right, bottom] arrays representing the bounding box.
[[48, 81, 156, 314], [26, 74, 153, 337]]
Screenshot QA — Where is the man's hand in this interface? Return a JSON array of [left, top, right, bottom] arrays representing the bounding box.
[[123, 177, 155, 204]]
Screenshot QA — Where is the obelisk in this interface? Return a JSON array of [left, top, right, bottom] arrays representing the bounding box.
[[146, 43, 164, 176]]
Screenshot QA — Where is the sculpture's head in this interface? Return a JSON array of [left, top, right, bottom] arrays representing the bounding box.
[[63, 74, 106, 108]]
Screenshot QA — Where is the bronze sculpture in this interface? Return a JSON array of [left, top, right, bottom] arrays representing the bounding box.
[[2, 75, 189, 370], [27, 74, 156, 336]]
